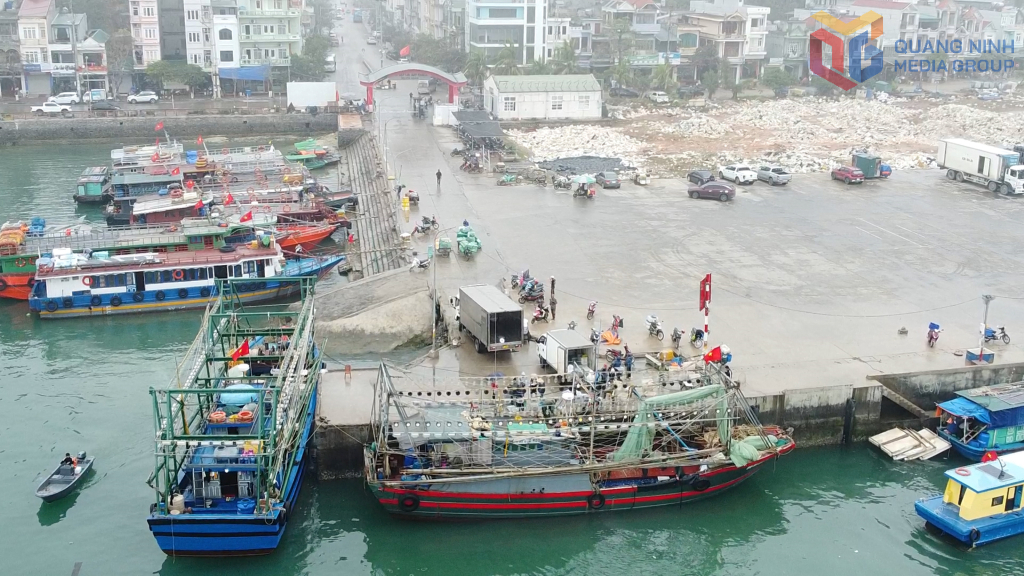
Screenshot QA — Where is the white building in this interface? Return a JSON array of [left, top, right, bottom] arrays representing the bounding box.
[[18, 0, 55, 94], [465, 0, 547, 64], [183, 0, 215, 70], [49, 11, 108, 93], [130, 0, 162, 70], [484, 74, 602, 120], [235, 0, 303, 67]]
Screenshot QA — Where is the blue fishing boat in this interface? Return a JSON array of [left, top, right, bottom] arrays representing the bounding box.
[[915, 451, 1024, 547], [936, 382, 1024, 461], [72, 166, 114, 204], [27, 241, 344, 319], [146, 277, 321, 556]]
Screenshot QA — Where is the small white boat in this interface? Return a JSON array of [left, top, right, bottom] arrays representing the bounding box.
[[36, 452, 93, 503]]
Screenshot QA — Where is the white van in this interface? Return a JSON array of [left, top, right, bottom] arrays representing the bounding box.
[[325, 54, 336, 72], [647, 91, 669, 104], [417, 79, 430, 95]]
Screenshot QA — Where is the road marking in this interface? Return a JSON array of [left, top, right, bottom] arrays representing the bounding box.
[[855, 226, 883, 240], [895, 224, 929, 239], [856, 218, 926, 247]]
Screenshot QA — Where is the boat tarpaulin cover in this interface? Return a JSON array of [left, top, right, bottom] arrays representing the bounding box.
[[219, 65, 270, 81], [936, 396, 1024, 428]]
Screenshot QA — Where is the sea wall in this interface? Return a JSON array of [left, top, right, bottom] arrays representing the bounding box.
[[867, 362, 1024, 409], [748, 384, 884, 446], [0, 113, 341, 144]]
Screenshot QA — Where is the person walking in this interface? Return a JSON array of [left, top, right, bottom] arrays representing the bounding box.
[[624, 348, 635, 380], [436, 169, 442, 189], [549, 296, 557, 321]]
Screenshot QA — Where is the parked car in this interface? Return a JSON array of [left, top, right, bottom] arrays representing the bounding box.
[[687, 170, 716, 185], [329, 32, 340, 46], [47, 92, 80, 105], [127, 91, 159, 104], [596, 171, 621, 189], [756, 166, 792, 186], [366, 36, 377, 45], [609, 86, 640, 98], [90, 101, 121, 111], [719, 165, 757, 185], [688, 182, 736, 202], [677, 86, 704, 99], [648, 91, 670, 104], [31, 101, 71, 115], [831, 166, 865, 184]]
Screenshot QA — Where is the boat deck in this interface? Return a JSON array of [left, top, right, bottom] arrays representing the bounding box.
[[36, 245, 280, 278]]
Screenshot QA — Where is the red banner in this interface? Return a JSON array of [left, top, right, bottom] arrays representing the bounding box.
[[154, 121, 164, 132], [399, 45, 410, 57], [699, 273, 711, 312]]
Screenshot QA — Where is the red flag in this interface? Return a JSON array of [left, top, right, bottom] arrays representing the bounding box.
[[400, 45, 410, 57], [194, 198, 204, 210], [197, 135, 204, 145], [240, 210, 253, 223], [982, 451, 999, 463], [347, 233, 355, 243], [185, 180, 195, 189], [703, 346, 723, 364], [225, 192, 234, 205], [155, 121, 164, 132], [231, 339, 250, 361], [171, 166, 181, 176], [151, 153, 160, 162], [699, 273, 712, 312]]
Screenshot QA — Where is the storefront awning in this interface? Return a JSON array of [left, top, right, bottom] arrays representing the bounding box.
[[218, 66, 270, 81]]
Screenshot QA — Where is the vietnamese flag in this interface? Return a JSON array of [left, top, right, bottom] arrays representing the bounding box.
[[171, 166, 181, 176], [155, 121, 164, 132], [150, 153, 160, 162], [400, 45, 410, 57], [194, 198, 204, 210], [197, 135, 204, 145], [703, 346, 722, 364], [225, 192, 234, 205], [230, 339, 250, 361], [240, 210, 254, 223]]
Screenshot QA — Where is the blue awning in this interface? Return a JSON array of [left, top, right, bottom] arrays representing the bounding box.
[[219, 65, 270, 81], [939, 397, 993, 425]]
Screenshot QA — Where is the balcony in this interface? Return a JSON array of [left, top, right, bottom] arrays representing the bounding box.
[[632, 22, 660, 34], [238, 7, 301, 17], [240, 33, 301, 42], [240, 57, 291, 66]]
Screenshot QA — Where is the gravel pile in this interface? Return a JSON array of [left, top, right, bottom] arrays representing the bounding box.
[[536, 156, 626, 174], [508, 125, 646, 166]]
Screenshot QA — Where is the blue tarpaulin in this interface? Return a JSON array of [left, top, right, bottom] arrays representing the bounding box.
[[218, 65, 270, 81], [939, 396, 1024, 428]]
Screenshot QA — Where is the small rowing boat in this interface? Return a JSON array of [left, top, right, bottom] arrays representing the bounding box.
[[36, 452, 94, 502]]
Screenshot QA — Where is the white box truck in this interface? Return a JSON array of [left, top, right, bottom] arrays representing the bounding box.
[[537, 329, 595, 381], [458, 284, 524, 353], [937, 138, 1024, 195]]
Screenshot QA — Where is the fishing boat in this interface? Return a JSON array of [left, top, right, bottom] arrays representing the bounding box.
[[146, 277, 321, 556], [277, 222, 342, 253], [310, 184, 354, 210], [72, 167, 114, 204], [915, 451, 1024, 547], [28, 241, 344, 318], [287, 155, 327, 171], [364, 363, 795, 519], [936, 382, 1024, 461], [36, 451, 94, 502]]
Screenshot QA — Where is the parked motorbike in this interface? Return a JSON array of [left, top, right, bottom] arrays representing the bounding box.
[[590, 328, 601, 345], [420, 215, 439, 230], [510, 269, 531, 290], [451, 147, 466, 157], [409, 256, 431, 271], [645, 314, 665, 341], [411, 224, 431, 235], [983, 325, 1011, 344], [587, 301, 597, 320], [532, 304, 550, 324], [498, 173, 522, 186], [927, 322, 942, 347], [568, 320, 577, 330], [519, 290, 545, 304], [690, 327, 705, 349], [554, 176, 572, 190], [519, 278, 543, 295], [606, 348, 624, 362], [671, 327, 682, 349], [465, 164, 483, 174]]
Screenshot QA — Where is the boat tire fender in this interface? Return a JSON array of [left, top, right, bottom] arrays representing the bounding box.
[[970, 528, 981, 543], [62, 297, 73, 308], [132, 292, 144, 303], [231, 177, 239, 183], [90, 295, 102, 307], [200, 287, 211, 298], [155, 290, 166, 301], [691, 478, 711, 492], [257, 281, 267, 290], [110, 295, 122, 307], [398, 495, 420, 513], [178, 288, 189, 299], [45, 300, 58, 312], [0, 278, 7, 291], [587, 493, 605, 510]]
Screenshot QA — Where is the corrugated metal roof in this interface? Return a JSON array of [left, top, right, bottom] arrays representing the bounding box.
[[18, 0, 50, 17], [491, 74, 601, 93]]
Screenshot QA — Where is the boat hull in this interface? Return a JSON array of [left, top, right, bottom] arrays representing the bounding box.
[[369, 442, 793, 519], [36, 458, 94, 502], [916, 494, 1024, 547], [73, 193, 112, 204], [147, 386, 317, 556], [279, 224, 340, 253], [937, 429, 1024, 462], [0, 272, 34, 300]]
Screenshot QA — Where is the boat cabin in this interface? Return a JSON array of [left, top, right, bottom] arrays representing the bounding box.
[[942, 456, 1024, 521], [937, 381, 1024, 460], [73, 167, 113, 202]]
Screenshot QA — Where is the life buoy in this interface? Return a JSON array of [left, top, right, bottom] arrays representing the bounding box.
[[200, 287, 211, 298], [283, 205, 291, 212], [178, 288, 189, 299], [254, 167, 263, 176], [62, 297, 73, 308], [237, 410, 254, 421], [132, 292, 144, 303], [90, 295, 102, 307], [257, 145, 266, 153], [82, 276, 93, 286], [155, 290, 166, 301], [970, 528, 981, 543], [398, 494, 420, 512], [14, 258, 27, 268], [45, 300, 58, 312], [587, 493, 605, 510], [221, 148, 229, 155], [172, 269, 184, 281], [110, 295, 122, 307], [955, 467, 972, 476], [209, 410, 226, 423]]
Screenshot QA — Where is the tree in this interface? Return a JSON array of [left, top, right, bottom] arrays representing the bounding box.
[[304, 34, 330, 63], [61, 0, 127, 35], [651, 63, 675, 92], [290, 54, 327, 81], [701, 70, 721, 100], [495, 42, 520, 75], [528, 59, 552, 74], [610, 18, 634, 64], [693, 45, 719, 76], [550, 40, 579, 74], [760, 68, 796, 96], [145, 60, 210, 93], [464, 51, 489, 86], [106, 29, 134, 98], [610, 58, 633, 89]]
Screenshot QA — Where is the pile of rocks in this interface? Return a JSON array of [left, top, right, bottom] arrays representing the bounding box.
[[507, 125, 647, 165]]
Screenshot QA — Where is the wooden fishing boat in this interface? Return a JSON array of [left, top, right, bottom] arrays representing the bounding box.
[[72, 167, 114, 204], [937, 382, 1024, 461], [36, 452, 94, 502], [277, 223, 341, 253]]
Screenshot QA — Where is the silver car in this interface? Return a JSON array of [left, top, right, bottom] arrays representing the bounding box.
[[756, 166, 792, 186]]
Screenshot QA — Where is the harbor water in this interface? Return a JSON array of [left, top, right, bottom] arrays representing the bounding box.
[[2, 144, 1024, 575]]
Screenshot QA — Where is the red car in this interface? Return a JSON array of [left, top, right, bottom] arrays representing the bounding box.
[[831, 166, 864, 184], [687, 181, 735, 202]]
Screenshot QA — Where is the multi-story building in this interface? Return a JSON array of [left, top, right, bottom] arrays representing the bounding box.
[[465, 0, 547, 64], [235, 0, 303, 68], [158, 0, 187, 61], [18, 0, 55, 94], [49, 11, 108, 93], [686, 0, 770, 81], [765, 14, 810, 79], [0, 0, 21, 97], [130, 0, 162, 69], [183, 0, 215, 71]]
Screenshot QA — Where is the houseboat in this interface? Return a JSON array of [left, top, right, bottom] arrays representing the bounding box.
[[72, 167, 114, 204], [915, 451, 1024, 547], [937, 382, 1024, 461], [364, 363, 795, 519], [28, 241, 344, 318], [146, 276, 321, 556]]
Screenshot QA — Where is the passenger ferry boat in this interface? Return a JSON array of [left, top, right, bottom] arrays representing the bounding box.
[[28, 242, 344, 318], [72, 166, 114, 204], [365, 363, 795, 519], [146, 277, 321, 556], [916, 451, 1024, 547], [937, 382, 1024, 461]]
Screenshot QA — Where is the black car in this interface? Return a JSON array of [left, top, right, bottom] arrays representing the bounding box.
[[609, 86, 640, 98], [596, 171, 621, 189], [687, 170, 716, 185], [677, 86, 705, 99], [90, 101, 121, 111]]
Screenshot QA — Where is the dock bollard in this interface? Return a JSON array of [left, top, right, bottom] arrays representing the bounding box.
[[345, 364, 352, 384]]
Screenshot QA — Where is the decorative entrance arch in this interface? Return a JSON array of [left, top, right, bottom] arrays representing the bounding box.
[[358, 64, 468, 106]]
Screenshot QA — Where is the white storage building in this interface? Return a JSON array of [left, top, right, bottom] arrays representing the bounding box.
[[483, 74, 603, 121]]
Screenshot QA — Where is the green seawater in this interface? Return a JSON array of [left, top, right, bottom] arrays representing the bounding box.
[[2, 145, 1024, 575]]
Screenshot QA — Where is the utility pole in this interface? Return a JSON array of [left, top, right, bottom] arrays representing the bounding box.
[[981, 294, 995, 349], [66, 2, 82, 96]]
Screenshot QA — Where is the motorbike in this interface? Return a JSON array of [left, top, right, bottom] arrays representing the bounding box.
[[568, 320, 577, 330], [497, 173, 522, 186], [519, 278, 543, 295], [409, 257, 431, 271], [983, 325, 1011, 344], [554, 176, 572, 190], [606, 348, 624, 362], [646, 314, 665, 341], [519, 290, 545, 304], [420, 215, 439, 230], [465, 163, 483, 174], [573, 186, 596, 199], [451, 147, 467, 157], [511, 270, 531, 290], [690, 327, 705, 349], [671, 327, 682, 349], [404, 190, 419, 205], [532, 304, 550, 324], [587, 301, 597, 320], [411, 223, 432, 235], [927, 322, 942, 347], [590, 328, 601, 345]]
